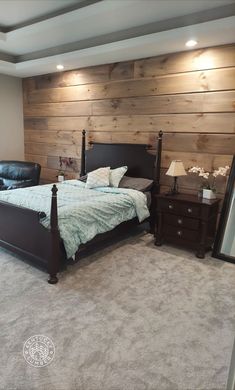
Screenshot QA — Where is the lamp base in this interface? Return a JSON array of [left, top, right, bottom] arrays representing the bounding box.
[[167, 176, 179, 195]]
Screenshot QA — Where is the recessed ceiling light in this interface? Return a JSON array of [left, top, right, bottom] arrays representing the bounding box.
[[56, 64, 64, 70], [185, 40, 198, 48]]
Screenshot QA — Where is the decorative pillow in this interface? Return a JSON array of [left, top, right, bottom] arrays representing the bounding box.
[[110, 166, 128, 187], [85, 167, 110, 189], [119, 176, 154, 192]]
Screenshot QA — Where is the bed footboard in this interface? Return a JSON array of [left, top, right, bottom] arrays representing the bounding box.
[[0, 185, 64, 283]]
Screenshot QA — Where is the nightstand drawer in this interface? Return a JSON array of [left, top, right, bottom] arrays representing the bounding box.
[[159, 199, 180, 214], [180, 203, 200, 218], [164, 214, 199, 230], [159, 199, 200, 218], [163, 225, 199, 242]]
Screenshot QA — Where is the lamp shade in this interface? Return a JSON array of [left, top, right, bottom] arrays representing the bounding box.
[[166, 160, 187, 177]]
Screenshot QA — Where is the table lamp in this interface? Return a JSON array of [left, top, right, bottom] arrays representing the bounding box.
[[166, 160, 187, 194]]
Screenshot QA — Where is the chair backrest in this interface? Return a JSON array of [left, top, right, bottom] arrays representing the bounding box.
[[0, 160, 41, 189]]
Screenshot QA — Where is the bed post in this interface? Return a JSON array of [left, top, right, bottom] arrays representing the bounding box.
[[154, 130, 163, 194], [150, 130, 163, 233], [48, 184, 60, 284], [80, 129, 86, 177]]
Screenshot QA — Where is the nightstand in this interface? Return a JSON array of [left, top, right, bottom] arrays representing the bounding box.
[[155, 193, 220, 258]]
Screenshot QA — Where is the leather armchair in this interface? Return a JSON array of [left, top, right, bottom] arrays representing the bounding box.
[[0, 161, 41, 190]]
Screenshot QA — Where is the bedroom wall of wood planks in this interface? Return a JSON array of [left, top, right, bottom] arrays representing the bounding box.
[[23, 43, 235, 195]]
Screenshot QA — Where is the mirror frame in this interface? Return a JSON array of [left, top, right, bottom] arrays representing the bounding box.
[[212, 155, 235, 263]]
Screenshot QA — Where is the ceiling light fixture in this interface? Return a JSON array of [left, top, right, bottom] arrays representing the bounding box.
[[185, 40, 198, 48], [56, 64, 64, 71]]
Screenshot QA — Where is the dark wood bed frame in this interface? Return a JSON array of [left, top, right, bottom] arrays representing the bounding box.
[[0, 130, 163, 284]]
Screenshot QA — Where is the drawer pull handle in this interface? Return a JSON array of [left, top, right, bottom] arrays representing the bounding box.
[[168, 204, 173, 210], [187, 208, 192, 213], [178, 219, 183, 224], [177, 230, 182, 236]]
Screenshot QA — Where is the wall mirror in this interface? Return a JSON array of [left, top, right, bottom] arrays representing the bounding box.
[[213, 155, 235, 263]]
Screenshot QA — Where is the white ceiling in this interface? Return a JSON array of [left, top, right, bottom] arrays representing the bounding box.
[[0, 0, 234, 78], [0, 0, 79, 27]]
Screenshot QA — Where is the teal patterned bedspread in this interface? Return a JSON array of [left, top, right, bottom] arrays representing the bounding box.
[[0, 180, 149, 258]]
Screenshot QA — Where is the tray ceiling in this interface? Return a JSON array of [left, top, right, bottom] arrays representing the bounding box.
[[0, 0, 234, 78]]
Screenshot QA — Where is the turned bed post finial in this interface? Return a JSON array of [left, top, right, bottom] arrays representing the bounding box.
[[154, 130, 163, 194], [48, 184, 60, 284], [80, 129, 86, 177]]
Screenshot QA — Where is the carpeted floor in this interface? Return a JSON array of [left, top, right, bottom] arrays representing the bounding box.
[[0, 230, 235, 390]]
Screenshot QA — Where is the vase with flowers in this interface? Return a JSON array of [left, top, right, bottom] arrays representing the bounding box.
[[188, 165, 230, 199]]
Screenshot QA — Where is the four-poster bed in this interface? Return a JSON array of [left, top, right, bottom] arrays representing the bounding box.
[[0, 130, 163, 283]]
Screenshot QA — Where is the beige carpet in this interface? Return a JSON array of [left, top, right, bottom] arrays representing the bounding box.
[[0, 230, 235, 390]]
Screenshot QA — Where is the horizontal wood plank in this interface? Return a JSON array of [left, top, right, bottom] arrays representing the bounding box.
[[25, 142, 81, 159], [30, 62, 134, 91], [24, 130, 82, 145], [109, 61, 134, 81], [24, 101, 92, 117], [24, 113, 235, 133], [88, 131, 235, 154], [33, 65, 110, 90], [41, 167, 77, 182], [134, 44, 235, 78], [91, 91, 235, 115], [24, 91, 235, 117], [162, 133, 235, 154], [27, 68, 235, 104], [161, 151, 233, 170], [25, 154, 47, 167]]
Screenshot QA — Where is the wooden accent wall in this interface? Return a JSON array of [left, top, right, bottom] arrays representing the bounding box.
[[23, 44, 235, 195]]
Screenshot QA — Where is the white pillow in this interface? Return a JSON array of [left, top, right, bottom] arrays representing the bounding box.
[[110, 166, 128, 187], [85, 167, 110, 189]]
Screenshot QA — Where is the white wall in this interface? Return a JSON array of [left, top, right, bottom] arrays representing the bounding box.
[[0, 74, 24, 160]]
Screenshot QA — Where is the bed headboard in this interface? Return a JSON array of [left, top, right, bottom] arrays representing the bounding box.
[[80, 130, 163, 192]]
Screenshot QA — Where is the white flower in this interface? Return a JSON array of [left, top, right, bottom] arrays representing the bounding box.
[[188, 165, 229, 189], [188, 166, 202, 173]]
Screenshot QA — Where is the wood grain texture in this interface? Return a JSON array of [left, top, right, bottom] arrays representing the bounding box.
[[24, 101, 92, 117], [40, 167, 76, 182], [31, 61, 134, 90], [24, 113, 235, 133], [24, 130, 81, 145], [23, 44, 235, 193], [25, 142, 81, 159], [27, 68, 235, 104], [91, 91, 235, 116], [161, 151, 233, 170], [25, 154, 47, 168], [134, 45, 235, 77]]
